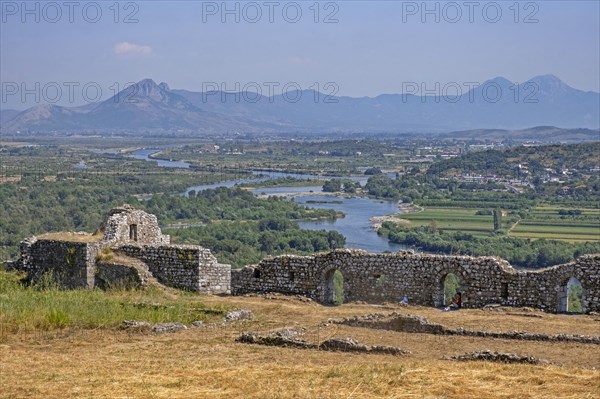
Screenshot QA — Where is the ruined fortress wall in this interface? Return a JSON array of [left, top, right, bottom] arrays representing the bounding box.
[[94, 261, 144, 290], [232, 250, 600, 312], [232, 254, 320, 298], [507, 256, 600, 312], [200, 258, 232, 294], [102, 207, 170, 246], [16, 238, 103, 289], [117, 244, 231, 293]]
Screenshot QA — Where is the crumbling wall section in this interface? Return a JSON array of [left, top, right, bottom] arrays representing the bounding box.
[[117, 244, 231, 293], [506, 255, 600, 312], [232, 250, 600, 312], [13, 238, 102, 289], [101, 205, 170, 246]]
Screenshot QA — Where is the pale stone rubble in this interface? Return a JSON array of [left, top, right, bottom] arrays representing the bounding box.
[[120, 309, 254, 334], [236, 329, 411, 355], [448, 351, 547, 364]]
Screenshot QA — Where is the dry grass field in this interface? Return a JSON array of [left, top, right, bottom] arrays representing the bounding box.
[[1, 293, 599, 399]]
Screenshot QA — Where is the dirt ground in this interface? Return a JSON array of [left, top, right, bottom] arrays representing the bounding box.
[[1, 295, 599, 399]]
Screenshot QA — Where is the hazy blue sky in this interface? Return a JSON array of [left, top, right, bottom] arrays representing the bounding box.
[[1, 0, 599, 108]]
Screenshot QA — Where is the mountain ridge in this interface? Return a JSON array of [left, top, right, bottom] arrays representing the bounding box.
[[3, 75, 599, 134]]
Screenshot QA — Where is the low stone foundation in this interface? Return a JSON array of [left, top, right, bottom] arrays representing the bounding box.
[[328, 312, 600, 344], [448, 351, 547, 364], [237, 329, 410, 355]]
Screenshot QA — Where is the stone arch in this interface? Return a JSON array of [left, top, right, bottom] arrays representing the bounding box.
[[434, 269, 468, 308], [322, 268, 345, 305], [557, 276, 585, 313]]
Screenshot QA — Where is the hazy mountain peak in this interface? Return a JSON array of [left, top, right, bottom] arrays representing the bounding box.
[[111, 78, 185, 106], [526, 74, 576, 97], [136, 78, 158, 86], [132, 79, 162, 96], [483, 76, 513, 86], [530, 74, 562, 83], [26, 104, 70, 116]]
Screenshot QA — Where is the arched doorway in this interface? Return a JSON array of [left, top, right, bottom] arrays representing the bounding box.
[[435, 272, 464, 307], [323, 269, 345, 306], [558, 277, 584, 313], [444, 273, 462, 305]]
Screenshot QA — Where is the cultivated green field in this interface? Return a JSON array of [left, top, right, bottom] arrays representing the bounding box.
[[400, 206, 599, 242], [400, 207, 497, 236], [509, 206, 600, 242]]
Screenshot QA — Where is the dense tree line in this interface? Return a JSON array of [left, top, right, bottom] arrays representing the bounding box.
[[143, 187, 338, 223], [378, 222, 600, 268], [168, 219, 345, 268], [363, 174, 532, 206], [363, 169, 597, 208], [0, 173, 199, 260], [322, 179, 361, 194]]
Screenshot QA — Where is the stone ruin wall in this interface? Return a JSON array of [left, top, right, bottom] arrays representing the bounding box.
[[10, 239, 599, 312], [14, 238, 103, 289], [11, 239, 231, 294], [232, 250, 600, 313], [117, 244, 230, 293], [510, 255, 599, 311], [101, 206, 170, 246], [8, 206, 230, 294]]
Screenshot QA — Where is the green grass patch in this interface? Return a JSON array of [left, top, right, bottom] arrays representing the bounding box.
[[0, 271, 227, 335]]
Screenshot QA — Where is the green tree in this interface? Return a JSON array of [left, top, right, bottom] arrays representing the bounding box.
[[322, 179, 342, 192], [493, 208, 503, 231], [429, 220, 439, 234], [364, 167, 383, 175]]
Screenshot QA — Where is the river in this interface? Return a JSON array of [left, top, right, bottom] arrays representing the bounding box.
[[130, 149, 405, 252], [256, 189, 406, 253]]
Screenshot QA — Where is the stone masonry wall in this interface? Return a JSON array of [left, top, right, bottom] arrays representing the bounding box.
[[232, 250, 600, 312], [15, 238, 102, 289], [95, 261, 144, 290], [117, 244, 231, 293], [8, 206, 230, 293], [507, 255, 600, 312], [101, 205, 170, 246]]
